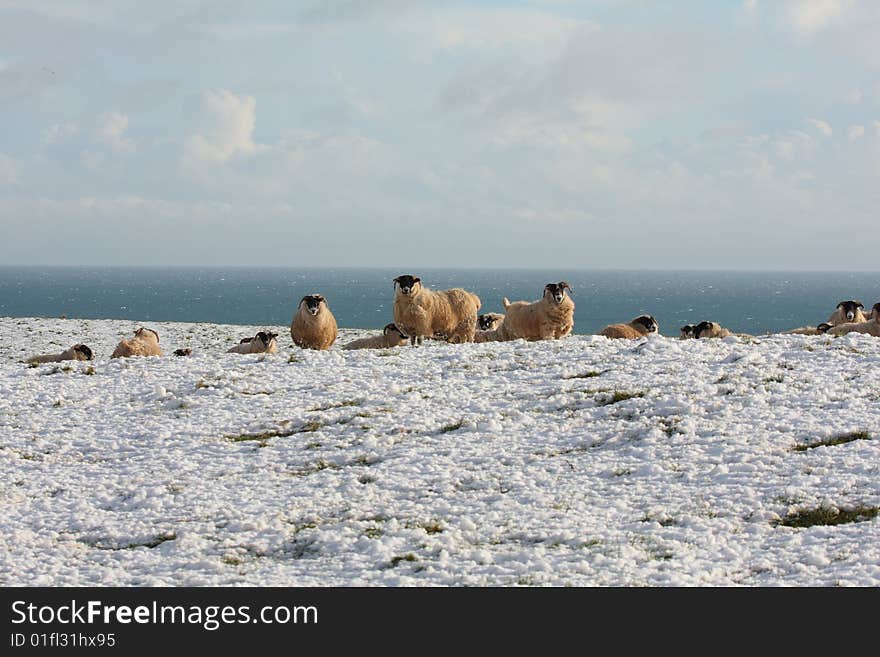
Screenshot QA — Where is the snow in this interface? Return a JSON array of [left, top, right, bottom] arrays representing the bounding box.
[[1, 316, 879, 586]]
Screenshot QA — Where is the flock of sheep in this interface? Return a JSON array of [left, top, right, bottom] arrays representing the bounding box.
[[22, 275, 880, 365]]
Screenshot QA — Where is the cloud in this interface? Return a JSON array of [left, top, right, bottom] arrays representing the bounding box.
[[787, 0, 853, 36], [182, 89, 262, 165], [0, 153, 20, 185], [847, 124, 865, 142], [96, 112, 135, 152], [806, 118, 833, 137], [44, 122, 78, 144]]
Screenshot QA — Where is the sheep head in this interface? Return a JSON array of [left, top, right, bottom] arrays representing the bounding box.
[[300, 294, 326, 316], [543, 282, 571, 304], [393, 275, 421, 296]]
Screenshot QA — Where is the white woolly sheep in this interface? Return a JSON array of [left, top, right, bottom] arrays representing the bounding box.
[[111, 328, 162, 358], [827, 303, 880, 337], [291, 295, 338, 350], [599, 315, 659, 340], [392, 275, 481, 346], [26, 343, 93, 365], [227, 331, 279, 354], [496, 282, 574, 342], [342, 323, 409, 350]]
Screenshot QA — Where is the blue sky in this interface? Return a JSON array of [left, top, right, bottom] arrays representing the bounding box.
[[1, 0, 878, 268]]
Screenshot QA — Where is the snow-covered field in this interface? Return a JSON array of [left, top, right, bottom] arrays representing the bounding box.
[[1, 316, 879, 586]]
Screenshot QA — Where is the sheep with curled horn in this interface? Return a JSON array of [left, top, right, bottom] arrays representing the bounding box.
[[496, 282, 574, 342]]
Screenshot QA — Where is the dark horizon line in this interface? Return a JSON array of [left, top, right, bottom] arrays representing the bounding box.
[[3, 264, 880, 274]]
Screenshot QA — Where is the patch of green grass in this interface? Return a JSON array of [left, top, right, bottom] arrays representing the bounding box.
[[439, 420, 465, 433], [597, 390, 644, 406], [763, 374, 784, 384], [86, 532, 177, 550], [792, 431, 871, 452], [564, 370, 605, 379], [389, 553, 418, 568], [84, 366, 96, 375], [287, 354, 301, 363], [221, 555, 244, 566], [363, 527, 383, 539], [309, 399, 361, 412], [774, 505, 880, 528], [226, 420, 325, 446]]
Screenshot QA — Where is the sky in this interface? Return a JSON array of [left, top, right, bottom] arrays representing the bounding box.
[[0, 0, 879, 269]]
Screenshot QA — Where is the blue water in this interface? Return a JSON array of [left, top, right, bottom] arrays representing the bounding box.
[[1, 267, 878, 335]]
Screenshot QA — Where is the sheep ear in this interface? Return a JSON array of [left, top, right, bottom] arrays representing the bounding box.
[[392, 277, 401, 288], [414, 277, 421, 284], [837, 302, 845, 309], [856, 301, 864, 310], [300, 296, 309, 305]]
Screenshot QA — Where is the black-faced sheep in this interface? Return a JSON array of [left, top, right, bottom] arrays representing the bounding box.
[[693, 321, 732, 339], [827, 300, 868, 325], [291, 295, 338, 350], [227, 331, 279, 354], [497, 282, 574, 342], [392, 275, 481, 346], [26, 343, 93, 365], [680, 325, 696, 339], [599, 315, 659, 340], [342, 323, 409, 350], [111, 328, 162, 358], [473, 313, 505, 343], [826, 303, 880, 337]]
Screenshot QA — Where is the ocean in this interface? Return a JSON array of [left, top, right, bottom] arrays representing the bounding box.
[[1, 266, 878, 335]]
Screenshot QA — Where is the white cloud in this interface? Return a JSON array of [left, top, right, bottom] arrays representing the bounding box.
[[96, 112, 135, 152], [44, 122, 78, 144], [183, 89, 262, 164], [806, 117, 833, 137], [787, 0, 853, 36], [0, 153, 20, 185], [847, 124, 865, 142]]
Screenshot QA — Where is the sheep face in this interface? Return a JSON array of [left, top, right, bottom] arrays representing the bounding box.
[[680, 325, 695, 338], [135, 327, 159, 342], [693, 321, 713, 338], [383, 323, 407, 339], [836, 300, 864, 322], [543, 282, 572, 304], [256, 331, 278, 348], [393, 275, 422, 296], [300, 295, 326, 316], [73, 344, 93, 360], [478, 314, 502, 331], [635, 315, 659, 334]]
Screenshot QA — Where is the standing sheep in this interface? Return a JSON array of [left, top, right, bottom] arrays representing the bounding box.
[[392, 275, 482, 346], [599, 315, 659, 340], [497, 282, 574, 342], [26, 344, 93, 365], [291, 295, 338, 350], [227, 331, 279, 354], [111, 328, 162, 358], [342, 323, 409, 350]]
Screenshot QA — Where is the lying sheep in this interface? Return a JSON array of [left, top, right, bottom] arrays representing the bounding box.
[[783, 324, 832, 336], [473, 313, 505, 343], [111, 328, 162, 358], [392, 275, 481, 346], [599, 315, 659, 340], [497, 282, 574, 342], [680, 325, 696, 339], [342, 323, 409, 350], [291, 295, 338, 350], [826, 303, 880, 337], [227, 331, 279, 354], [827, 300, 867, 326], [26, 343, 93, 365], [693, 321, 732, 339]]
